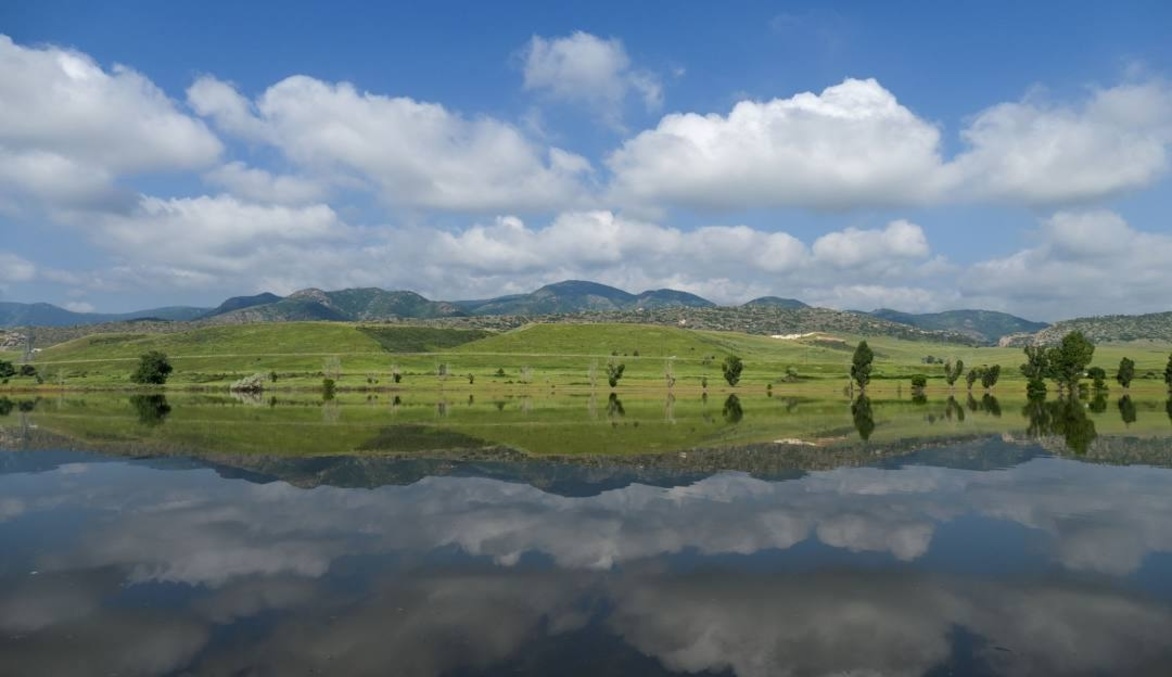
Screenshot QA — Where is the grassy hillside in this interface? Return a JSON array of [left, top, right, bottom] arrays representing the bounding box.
[[11, 320, 1172, 397]]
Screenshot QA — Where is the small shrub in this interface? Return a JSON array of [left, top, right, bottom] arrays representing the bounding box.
[[721, 355, 744, 387], [230, 373, 266, 393]]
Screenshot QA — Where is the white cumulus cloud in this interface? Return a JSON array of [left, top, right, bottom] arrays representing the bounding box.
[[961, 209, 1172, 318], [0, 35, 221, 210], [522, 31, 662, 124], [607, 78, 948, 210], [605, 76, 1172, 213], [187, 74, 592, 213], [951, 80, 1172, 205], [204, 162, 327, 205]]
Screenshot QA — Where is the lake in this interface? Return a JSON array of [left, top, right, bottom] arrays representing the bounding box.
[[3, 394, 1172, 675]]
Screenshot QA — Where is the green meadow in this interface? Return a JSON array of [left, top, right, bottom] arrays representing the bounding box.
[[6, 321, 1172, 400]]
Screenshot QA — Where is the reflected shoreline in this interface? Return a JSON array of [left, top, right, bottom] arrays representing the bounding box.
[[3, 391, 1172, 470]]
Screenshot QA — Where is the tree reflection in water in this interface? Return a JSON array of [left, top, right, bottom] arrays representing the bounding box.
[[945, 396, 965, 422], [1118, 395, 1137, 426], [129, 394, 171, 427], [722, 394, 743, 424], [1023, 396, 1098, 455], [607, 393, 625, 424], [851, 395, 874, 442]]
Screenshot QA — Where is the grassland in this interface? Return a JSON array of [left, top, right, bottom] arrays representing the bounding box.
[[3, 321, 1170, 401]]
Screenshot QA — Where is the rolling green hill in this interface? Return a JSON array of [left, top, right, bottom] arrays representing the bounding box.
[[206, 288, 465, 323]]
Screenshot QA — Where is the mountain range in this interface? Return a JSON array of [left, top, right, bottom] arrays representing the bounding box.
[[0, 279, 1067, 345]]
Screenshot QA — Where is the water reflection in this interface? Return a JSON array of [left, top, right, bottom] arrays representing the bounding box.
[[129, 394, 171, 427], [946, 396, 965, 422], [9, 391, 1172, 458], [851, 395, 874, 441], [721, 393, 743, 424], [1090, 392, 1108, 413], [1023, 397, 1098, 455], [3, 448, 1172, 675], [607, 393, 625, 421], [1118, 395, 1137, 426], [981, 394, 1001, 417]]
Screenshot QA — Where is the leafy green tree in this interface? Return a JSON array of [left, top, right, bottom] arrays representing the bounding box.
[[965, 367, 982, 391], [606, 360, 625, 389], [1021, 345, 1049, 398], [0, 360, 14, 379], [1020, 346, 1049, 379], [943, 359, 964, 388], [1087, 367, 1107, 391], [130, 351, 173, 385], [1047, 331, 1095, 394], [910, 374, 928, 390], [850, 341, 873, 391], [1164, 352, 1172, 392], [721, 355, 744, 387], [1116, 357, 1135, 390], [981, 364, 1001, 391]]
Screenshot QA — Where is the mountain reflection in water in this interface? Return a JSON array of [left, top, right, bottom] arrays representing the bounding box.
[[3, 442, 1172, 676]]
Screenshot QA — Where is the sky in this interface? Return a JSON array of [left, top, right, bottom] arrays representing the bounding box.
[[1, 0, 1171, 320]]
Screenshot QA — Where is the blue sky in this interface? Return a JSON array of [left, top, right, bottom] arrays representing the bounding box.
[[1, 0, 1170, 319]]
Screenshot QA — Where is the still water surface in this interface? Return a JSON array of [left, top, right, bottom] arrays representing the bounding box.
[[2, 397, 1172, 675]]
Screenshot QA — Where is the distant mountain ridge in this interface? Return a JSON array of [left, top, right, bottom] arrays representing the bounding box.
[[868, 309, 1048, 345], [203, 280, 717, 323], [743, 296, 809, 310], [1002, 310, 1172, 346], [0, 301, 209, 328], [0, 281, 1068, 346]]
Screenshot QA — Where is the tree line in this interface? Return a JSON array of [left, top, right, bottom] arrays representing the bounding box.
[[849, 332, 1172, 397]]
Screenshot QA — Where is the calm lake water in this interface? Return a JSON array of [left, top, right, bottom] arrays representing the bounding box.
[[3, 396, 1172, 675]]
